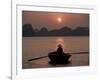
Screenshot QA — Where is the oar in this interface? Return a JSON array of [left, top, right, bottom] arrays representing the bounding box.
[[27, 51, 88, 62], [28, 56, 48, 61], [70, 51, 88, 54]]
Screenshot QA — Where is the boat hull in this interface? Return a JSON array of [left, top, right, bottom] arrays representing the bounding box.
[[48, 52, 71, 64]]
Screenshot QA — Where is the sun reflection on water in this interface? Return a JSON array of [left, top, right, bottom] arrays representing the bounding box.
[[56, 37, 65, 48]]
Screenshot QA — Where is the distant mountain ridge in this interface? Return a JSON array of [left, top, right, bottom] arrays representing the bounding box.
[[23, 24, 89, 37]]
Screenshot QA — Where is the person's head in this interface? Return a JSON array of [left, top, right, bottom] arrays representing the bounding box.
[[58, 44, 62, 48]]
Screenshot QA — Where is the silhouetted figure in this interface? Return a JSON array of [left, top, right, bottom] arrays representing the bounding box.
[[48, 44, 71, 64], [57, 44, 64, 54]]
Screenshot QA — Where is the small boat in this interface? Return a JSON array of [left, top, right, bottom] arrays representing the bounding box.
[[48, 52, 71, 64], [28, 44, 71, 65]]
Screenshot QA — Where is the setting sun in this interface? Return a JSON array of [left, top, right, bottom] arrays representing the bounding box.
[[58, 17, 62, 23]]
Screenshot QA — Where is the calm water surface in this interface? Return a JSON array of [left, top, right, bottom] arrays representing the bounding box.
[[22, 36, 89, 69]]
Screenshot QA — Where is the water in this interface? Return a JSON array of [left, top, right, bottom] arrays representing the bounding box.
[[22, 36, 89, 69]]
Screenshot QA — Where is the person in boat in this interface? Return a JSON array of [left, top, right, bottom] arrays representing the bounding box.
[[57, 44, 64, 54]]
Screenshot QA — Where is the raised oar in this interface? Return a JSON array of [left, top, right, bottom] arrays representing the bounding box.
[[28, 56, 48, 61]]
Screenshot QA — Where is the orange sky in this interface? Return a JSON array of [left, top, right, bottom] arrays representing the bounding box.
[[22, 11, 89, 30]]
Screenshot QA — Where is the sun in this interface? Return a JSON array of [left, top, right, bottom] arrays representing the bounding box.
[[57, 17, 62, 23]]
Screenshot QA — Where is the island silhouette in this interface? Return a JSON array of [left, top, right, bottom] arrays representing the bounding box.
[[22, 24, 89, 37]]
